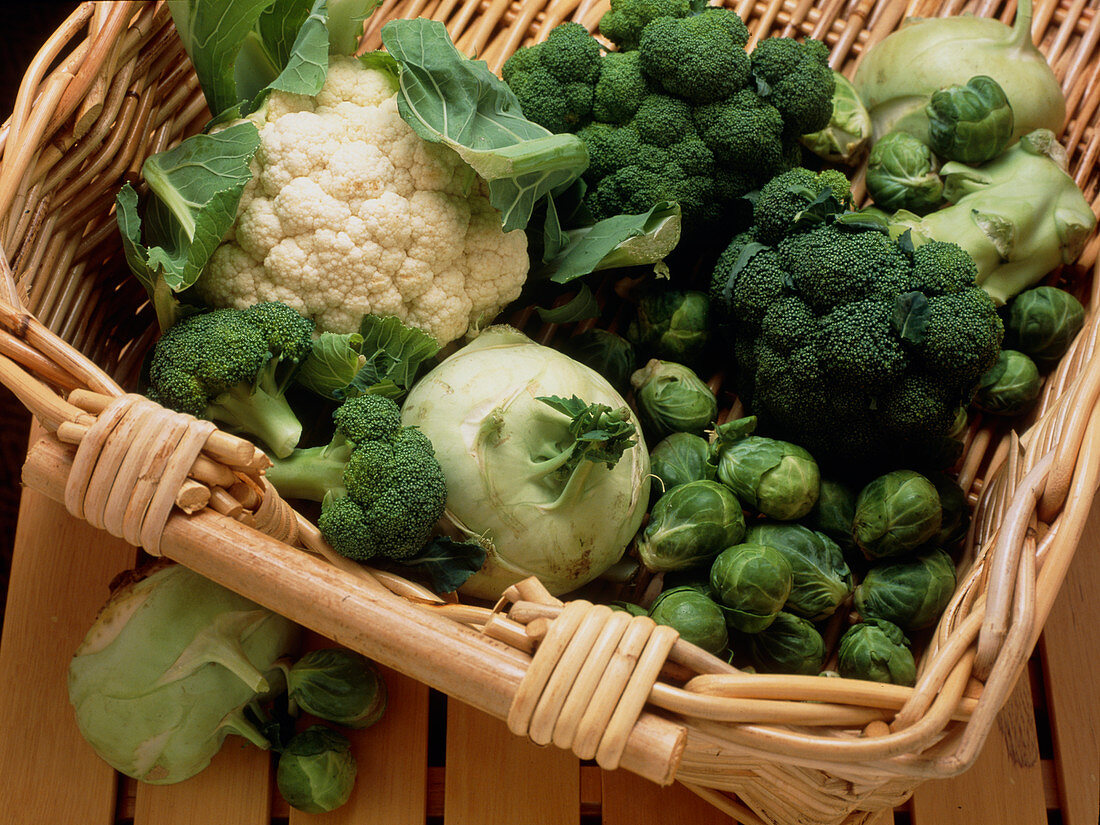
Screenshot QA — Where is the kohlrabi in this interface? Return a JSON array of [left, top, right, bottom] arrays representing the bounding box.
[[400, 326, 651, 599], [852, 0, 1064, 145]]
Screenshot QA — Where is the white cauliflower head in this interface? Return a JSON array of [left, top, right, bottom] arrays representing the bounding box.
[[196, 55, 530, 345]]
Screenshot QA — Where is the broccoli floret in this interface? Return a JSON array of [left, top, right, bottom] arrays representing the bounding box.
[[817, 298, 908, 389], [265, 395, 447, 562], [906, 239, 979, 295], [501, 23, 602, 132], [694, 90, 785, 177], [752, 167, 852, 245], [749, 37, 835, 135], [147, 302, 314, 458], [916, 289, 1004, 385], [599, 0, 698, 51], [593, 51, 649, 124], [639, 9, 751, 104]]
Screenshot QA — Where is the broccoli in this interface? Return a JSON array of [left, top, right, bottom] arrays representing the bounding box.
[[147, 302, 314, 458], [264, 395, 446, 561], [501, 1, 835, 229], [710, 168, 1003, 470]]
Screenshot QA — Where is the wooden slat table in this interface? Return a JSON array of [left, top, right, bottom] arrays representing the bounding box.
[[1, 432, 1097, 825]]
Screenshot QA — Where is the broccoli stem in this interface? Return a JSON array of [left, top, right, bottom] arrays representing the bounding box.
[[208, 384, 303, 459], [264, 444, 349, 502]]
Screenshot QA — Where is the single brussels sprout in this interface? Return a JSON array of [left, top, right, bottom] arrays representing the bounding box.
[[609, 601, 648, 617], [927, 472, 970, 549], [710, 543, 793, 634], [837, 618, 917, 686], [277, 726, 357, 813], [1005, 286, 1086, 364], [800, 72, 873, 164], [806, 478, 857, 551], [855, 547, 957, 631], [649, 432, 715, 496], [926, 76, 1014, 164], [287, 649, 387, 729], [973, 350, 1042, 416], [649, 586, 729, 655], [560, 329, 637, 394], [744, 523, 853, 621], [630, 359, 718, 438], [627, 289, 711, 366], [715, 436, 820, 521], [746, 612, 826, 675], [853, 470, 942, 560], [637, 480, 746, 572], [865, 131, 944, 214]]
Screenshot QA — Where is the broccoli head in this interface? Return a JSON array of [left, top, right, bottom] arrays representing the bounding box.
[[750, 37, 835, 135], [501, 23, 602, 133], [638, 9, 750, 104], [709, 168, 1003, 470], [147, 302, 314, 458], [264, 395, 447, 562]]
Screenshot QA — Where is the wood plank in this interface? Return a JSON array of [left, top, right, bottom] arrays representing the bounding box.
[[0, 430, 137, 825], [601, 770, 739, 824], [1039, 504, 1100, 825], [288, 664, 430, 824], [443, 699, 580, 825], [910, 674, 1046, 825]]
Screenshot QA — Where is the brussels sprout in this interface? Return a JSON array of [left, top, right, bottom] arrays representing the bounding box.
[[865, 131, 944, 214], [714, 436, 820, 521], [928, 472, 970, 548], [837, 618, 917, 686], [276, 726, 357, 813], [710, 544, 793, 634], [746, 612, 826, 675], [800, 72, 873, 164], [649, 586, 729, 655], [855, 547, 957, 631], [853, 470, 942, 559], [744, 523, 853, 621], [650, 432, 715, 496], [926, 76, 1014, 164], [806, 478, 857, 550], [627, 289, 711, 366], [560, 329, 637, 394], [630, 359, 718, 438], [1005, 286, 1086, 364], [637, 480, 746, 572], [609, 601, 648, 617], [287, 649, 387, 729], [973, 350, 1042, 416]]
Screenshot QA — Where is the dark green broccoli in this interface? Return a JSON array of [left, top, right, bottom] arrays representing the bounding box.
[[501, 3, 834, 230], [709, 168, 1003, 469], [265, 395, 447, 562], [147, 302, 314, 458], [749, 37, 835, 135]]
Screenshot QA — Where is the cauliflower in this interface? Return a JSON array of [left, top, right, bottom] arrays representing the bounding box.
[[196, 56, 530, 346]]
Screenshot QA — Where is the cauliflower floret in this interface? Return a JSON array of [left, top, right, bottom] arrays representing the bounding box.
[[196, 55, 529, 345]]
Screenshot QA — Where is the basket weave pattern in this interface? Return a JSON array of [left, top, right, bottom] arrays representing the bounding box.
[[1, 2, 1098, 824]]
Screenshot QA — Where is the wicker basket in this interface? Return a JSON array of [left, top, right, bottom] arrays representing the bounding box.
[[1, 2, 1098, 824]]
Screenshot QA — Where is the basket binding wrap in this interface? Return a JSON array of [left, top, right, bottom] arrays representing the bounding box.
[[0, 2, 1098, 823]]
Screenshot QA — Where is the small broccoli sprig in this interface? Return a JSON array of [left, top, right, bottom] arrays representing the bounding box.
[[265, 395, 447, 562], [147, 302, 314, 458]]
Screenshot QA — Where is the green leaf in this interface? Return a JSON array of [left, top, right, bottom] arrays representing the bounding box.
[[116, 121, 261, 329], [392, 536, 488, 593], [379, 18, 588, 232], [893, 292, 931, 345], [835, 210, 890, 232], [264, 0, 331, 99], [718, 242, 770, 304], [536, 394, 637, 471], [535, 284, 600, 324], [544, 202, 681, 284]]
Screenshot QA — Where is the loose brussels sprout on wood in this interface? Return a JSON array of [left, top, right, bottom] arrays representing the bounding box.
[[627, 289, 712, 366], [630, 359, 718, 438], [1005, 286, 1085, 364], [714, 435, 820, 521], [926, 75, 1014, 164], [855, 547, 958, 631], [973, 349, 1042, 416], [745, 523, 853, 621], [837, 618, 917, 686], [746, 611, 826, 675], [637, 479, 746, 572], [710, 543, 793, 634], [853, 470, 942, 560], [560, 329, 637, 394], [865, 131, 944, 214], [286, 649, 387, 729], [276, 726, 357, 814], [649, 586, 729, 656], [806, 478, 858, 551], [649, 432, 715, 495]]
